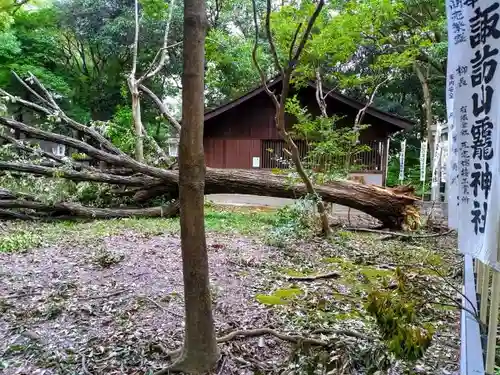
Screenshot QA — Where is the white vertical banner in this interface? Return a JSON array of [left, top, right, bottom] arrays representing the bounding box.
[[446, 0, 500, 270], [420, 139, 428, 182], [399, 139, 406, 183], [445, 2, 459, 229], [441, 142, 449, 183], [432, 141, 442, 187], [433, 122, 442, 161]]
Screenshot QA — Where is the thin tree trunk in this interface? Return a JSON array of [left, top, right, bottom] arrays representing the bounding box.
[[128, 0, 178, 163], [414, 63, 434, 163], [131, 90, 145, 162], [128, 0, 144, 162], [166, 0, 219, 371], [251, 0, 331, 236]]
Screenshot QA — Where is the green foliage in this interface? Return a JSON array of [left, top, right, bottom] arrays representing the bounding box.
[[203, 207, 275, 235], [256, 288, 303, 305], [366, 268, 434, 361], [285, 95, 371, 175], [0, 217, 180, 252], [205, 28, 271, 107], [265, 198, 318, 247], [105, 105, 136, 155], [139, 0, 169, 20], [0, 30, 20, 59], [0, 230, 42, 253]]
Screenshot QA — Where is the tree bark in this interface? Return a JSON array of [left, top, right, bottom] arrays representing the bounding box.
[[131, 89, 145, 162], [165, 0, 219, 372], [128, 0, 145, 162], [414, 62, 434, 163], [136, 168, 417, 228], [252, 0, 331, 236], [0, 199, 179, 219]]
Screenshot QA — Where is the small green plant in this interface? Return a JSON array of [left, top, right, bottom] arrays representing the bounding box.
[[92, 248, 125, 268], [265, 198, 317, 247], [255, 287, 304, 305], [0, 231, 42, 252], [366, 268, 434, 361]]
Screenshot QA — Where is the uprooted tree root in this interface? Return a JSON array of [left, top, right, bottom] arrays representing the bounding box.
[[152, 327, 372, 374]]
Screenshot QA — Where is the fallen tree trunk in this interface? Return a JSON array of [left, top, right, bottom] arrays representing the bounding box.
[[0, 199, 180, 220], [0, 81, 417, 228], [0, 160, 416, 227], [0, 162, 155, 186], [134, 169, 418, 228]]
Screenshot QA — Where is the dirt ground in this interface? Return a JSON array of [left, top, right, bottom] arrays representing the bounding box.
[[0, 209, 460, 375]]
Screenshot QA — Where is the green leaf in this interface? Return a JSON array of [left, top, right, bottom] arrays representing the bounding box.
[[273, 288, 303, 298], [255, 294, 289, 305]]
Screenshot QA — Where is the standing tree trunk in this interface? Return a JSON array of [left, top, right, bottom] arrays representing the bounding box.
[[128, 0, 144, 162], [128, 0, 178, 163], [252, 0, 331, 236], [130, 87, 145, 162], [414, 62, 434, 163], [167, 0, 219, 372]]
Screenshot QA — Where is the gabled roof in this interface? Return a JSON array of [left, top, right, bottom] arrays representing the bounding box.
[[204, 76, 413, 131]]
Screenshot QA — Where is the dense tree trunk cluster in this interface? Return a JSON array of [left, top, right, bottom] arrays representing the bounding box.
[[0, 75, 417, 229]]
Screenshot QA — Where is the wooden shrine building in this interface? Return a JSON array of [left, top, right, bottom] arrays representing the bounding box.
[[203, 76, 413, 186]]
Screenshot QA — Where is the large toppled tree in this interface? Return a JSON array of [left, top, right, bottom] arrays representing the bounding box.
[[0, 71, 418, 228]]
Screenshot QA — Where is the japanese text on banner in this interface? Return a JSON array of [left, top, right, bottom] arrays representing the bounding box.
[[432, 141, 442, 187], [420, 140, 428, 182], [446, 0, 500, 269], [399, 140, 406, 182]]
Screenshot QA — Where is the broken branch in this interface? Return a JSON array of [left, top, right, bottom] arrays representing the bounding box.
[[284, 271, 341, 281], [342, 227, 454, 239]]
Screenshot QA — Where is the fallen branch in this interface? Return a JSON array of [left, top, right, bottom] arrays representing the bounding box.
[[311, 328, 373, 341], [284, 271, 340, 281], [0, 116, 171, 179], [88, 289, 129, 300], [81, 354, 93, 375], [0, 208, 37, 220], [6, 73, 124, 156], [0, 199, 180, 219], [342, 227, 454, 239], [161, 328, 331, 361], [0, 161, 156, 186]]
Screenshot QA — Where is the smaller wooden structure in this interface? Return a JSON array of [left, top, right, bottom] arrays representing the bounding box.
[[203, 76, 413, 186]]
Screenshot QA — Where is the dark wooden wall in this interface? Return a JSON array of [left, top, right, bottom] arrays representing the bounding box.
[[203, 84, 399, 169], [204, 94, 279, 140]]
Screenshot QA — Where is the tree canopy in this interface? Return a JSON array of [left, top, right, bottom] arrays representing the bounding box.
[[0, 0, 447, 191]]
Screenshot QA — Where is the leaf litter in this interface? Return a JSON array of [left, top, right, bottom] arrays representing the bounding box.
[[0, 216, 461, 374]]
